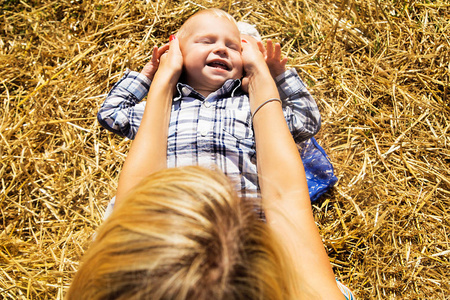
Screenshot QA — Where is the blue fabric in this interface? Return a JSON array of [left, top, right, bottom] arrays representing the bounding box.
[[300, 137, 338, 202]]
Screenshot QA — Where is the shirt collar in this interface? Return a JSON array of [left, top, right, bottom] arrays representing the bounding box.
[[174, 79, 243, 101]]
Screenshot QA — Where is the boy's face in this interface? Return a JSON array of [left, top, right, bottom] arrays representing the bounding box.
[[179, 14, 243, 95]]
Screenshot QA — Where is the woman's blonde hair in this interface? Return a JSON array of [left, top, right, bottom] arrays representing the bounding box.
[[66, 166, 292, 299]]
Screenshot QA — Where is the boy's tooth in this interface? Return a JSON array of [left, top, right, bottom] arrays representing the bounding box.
[[209, 62, 227, 70]]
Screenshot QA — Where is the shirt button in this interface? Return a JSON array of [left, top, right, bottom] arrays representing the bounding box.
[[203, 101, 211, 108], [200, 129, 208, 136]]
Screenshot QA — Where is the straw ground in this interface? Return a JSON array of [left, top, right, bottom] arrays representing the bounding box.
[[1, 0, 449, 299]]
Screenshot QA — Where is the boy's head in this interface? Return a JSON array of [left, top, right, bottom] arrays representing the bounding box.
[[177, 9, 243, 96]]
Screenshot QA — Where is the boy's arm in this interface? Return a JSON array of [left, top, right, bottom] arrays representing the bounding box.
[[98, 45, 169, 139], [264, 39, 321, 142], [97, 70, 150, 139], [275, 68, 322, 142]]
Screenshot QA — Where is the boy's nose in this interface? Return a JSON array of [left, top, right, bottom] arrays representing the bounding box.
[[213, 43, 228, 55]]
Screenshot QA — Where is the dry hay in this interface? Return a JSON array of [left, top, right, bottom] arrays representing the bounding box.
[[1, 0, 449, 299]]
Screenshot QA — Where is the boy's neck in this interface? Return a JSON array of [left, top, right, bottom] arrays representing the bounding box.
[[196, 88, 215, 98]]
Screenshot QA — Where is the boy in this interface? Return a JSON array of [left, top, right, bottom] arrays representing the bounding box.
[[99, 9, 322, 212]]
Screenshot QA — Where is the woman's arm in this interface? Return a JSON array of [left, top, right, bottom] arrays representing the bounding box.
[[242, 39, 345, 299], [115, 37, 183, 206]]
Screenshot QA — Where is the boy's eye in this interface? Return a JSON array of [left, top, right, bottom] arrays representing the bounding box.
[[199, 38, 213, 44], [228, 44, 241, 51]]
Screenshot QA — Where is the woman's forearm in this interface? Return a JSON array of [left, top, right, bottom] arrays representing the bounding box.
[[248, 65, 308, 208], [115, 69, 177, 205], [115, 37, 183, 206], [248, 63, 344, 299]]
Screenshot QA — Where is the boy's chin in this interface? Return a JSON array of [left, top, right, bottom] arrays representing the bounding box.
[[211, 73, 242, 83], [183, 72, 241, 92], [204, 76, 234, 87]]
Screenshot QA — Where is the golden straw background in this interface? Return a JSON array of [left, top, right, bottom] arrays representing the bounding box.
[[1, 0, 449, 299]]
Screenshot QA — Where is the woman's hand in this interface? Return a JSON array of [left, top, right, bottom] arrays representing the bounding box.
[[240, 36, 270, 94], [241, 36, 267, 78], [241, 37, 288, 81], [141, 35, 183, 83], [157, 35, 183, 80], [140, 44, 170, 80]]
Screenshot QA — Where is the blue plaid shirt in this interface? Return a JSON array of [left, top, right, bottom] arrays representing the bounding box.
[[98, 68, 321, 200]]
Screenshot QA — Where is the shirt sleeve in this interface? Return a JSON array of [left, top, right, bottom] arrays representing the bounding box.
[[275, 68, 322, 142], [97, 69, 150, 140]]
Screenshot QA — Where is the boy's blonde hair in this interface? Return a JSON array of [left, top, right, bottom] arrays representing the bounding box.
[[177, 8, 238, 40], [67, 166, 292, 299]]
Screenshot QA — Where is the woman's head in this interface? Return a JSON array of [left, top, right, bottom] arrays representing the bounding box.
[[67, 166, 291, 299]]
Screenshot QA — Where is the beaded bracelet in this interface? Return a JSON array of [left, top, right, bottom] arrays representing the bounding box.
[[251, 98, 282, 122]]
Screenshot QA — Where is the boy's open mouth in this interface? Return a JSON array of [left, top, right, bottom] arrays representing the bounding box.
[[207, 61, 230, 71]]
